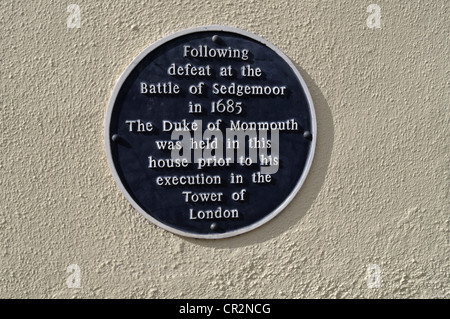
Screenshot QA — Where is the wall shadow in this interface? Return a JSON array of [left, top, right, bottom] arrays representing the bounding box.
[[184, 64, 334, 248]]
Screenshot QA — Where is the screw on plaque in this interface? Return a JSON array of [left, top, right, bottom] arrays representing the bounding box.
[[303, 131, 312, 141], [210, 223, 218, 231], [212, 35, 225, 45], [112, 134, 121, 143]]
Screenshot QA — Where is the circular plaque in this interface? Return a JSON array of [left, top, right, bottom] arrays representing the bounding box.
[[105, 26, 316, 239]]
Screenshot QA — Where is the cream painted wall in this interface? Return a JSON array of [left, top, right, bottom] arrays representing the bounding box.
[[1, 0, 448, 298]]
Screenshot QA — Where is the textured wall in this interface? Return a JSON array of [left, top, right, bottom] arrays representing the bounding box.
[[1, 0, 448, 298]]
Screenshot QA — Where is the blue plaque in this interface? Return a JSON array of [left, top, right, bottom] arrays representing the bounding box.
[[104, 26, 316, 238]]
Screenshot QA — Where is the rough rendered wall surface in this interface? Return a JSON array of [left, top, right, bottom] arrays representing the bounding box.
[[1, 1, 448, 298]]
